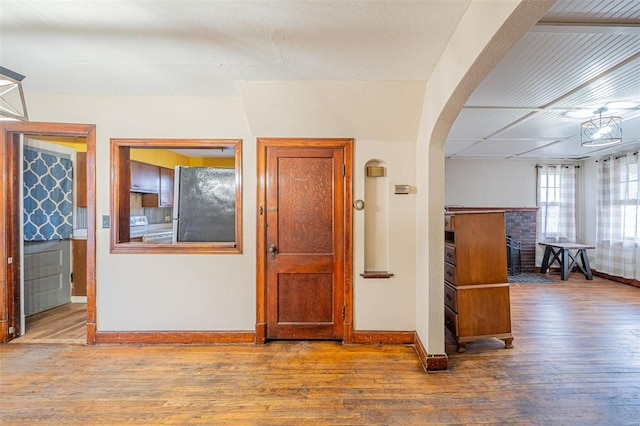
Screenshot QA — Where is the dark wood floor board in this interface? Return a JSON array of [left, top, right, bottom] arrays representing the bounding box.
[[2, 277, 640, 424]]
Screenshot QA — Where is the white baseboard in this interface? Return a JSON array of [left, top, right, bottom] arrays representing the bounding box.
[[71, 296, 87, 303]]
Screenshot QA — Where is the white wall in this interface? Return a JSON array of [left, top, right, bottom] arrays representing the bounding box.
[[415, 0, 553, 355], [353, 140, 416, 330], [26, 80, 423, 332], [445, 157, 640, 280], [445, 159, 538, 207]]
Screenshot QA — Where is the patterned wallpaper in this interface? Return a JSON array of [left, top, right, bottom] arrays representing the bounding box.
[[23, 148, 73, 241]]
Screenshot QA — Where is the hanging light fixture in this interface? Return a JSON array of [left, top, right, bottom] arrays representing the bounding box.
[[581, 107, 621, 147], [0, 66, 29, 121]]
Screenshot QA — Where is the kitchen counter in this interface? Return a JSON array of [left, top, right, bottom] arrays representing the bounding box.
[[73, 229, 87, 240], [130, 223, 172, 239]]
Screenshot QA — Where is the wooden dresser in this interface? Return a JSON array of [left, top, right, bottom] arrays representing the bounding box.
[[444, 211, 513, 352]]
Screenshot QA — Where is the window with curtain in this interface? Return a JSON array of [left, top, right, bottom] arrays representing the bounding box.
[[536, 165, 577, 264], [595, 151, 640, 279]]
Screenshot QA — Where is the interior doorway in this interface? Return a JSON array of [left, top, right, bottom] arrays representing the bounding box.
[[255, 138, 354, 343], [1, 122, 96, 344]]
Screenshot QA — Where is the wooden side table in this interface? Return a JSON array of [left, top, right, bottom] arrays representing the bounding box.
[[539, 242, 594, 281]]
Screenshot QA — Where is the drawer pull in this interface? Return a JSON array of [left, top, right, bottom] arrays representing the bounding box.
[[446, 252, 452, 259], [446, 294, 451, 301], [446, 271, 452, 277], [445, 318, 451, 325]]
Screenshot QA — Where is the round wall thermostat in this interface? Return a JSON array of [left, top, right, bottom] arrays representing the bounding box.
[[353, 199, 365, 210]]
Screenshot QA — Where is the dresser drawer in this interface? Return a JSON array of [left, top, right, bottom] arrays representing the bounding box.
[[444, 244, 456, 265], [444, 305, 458, 336], [444, 262, 457, 285], [444, 283, 457, 311]]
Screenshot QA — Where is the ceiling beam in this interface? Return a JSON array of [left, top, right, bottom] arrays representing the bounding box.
[[533, 21, 640, 34]]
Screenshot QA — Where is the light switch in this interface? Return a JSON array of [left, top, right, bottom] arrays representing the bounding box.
[[102, 215, 110, 228]]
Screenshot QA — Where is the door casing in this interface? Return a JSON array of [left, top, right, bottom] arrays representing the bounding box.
[[255, 138, 354, 344], [0, 122, 96, 344]]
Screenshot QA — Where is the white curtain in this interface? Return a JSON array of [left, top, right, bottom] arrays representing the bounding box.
[[536, 165, 577, 264], [595, 152, 640, 279]]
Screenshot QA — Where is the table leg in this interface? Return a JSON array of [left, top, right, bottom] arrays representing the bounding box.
[[540, 246, 552, 274], [561, 248, 570, 280], [579, 249, 593, 280]]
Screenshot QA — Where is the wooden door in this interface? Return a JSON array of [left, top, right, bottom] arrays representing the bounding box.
[[259, 139, 352, 340]]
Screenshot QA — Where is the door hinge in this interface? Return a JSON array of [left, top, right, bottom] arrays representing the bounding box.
[[342, 306, 345, 320], [8, 326, 15, 334], [7, 257, 13, 264]]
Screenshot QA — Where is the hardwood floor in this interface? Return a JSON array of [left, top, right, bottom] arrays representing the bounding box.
[[1, 277, 639, 424], [12, 303, 86, 344]]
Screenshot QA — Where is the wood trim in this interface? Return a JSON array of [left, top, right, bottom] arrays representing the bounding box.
[[255, 138, 354, 343], [360, 271, 395, 279], [413, 332, 448, 372], [0, 122, 96, 344], [342, 139, 354, 344], [352, 331, 414, 345], [95, 331, 255, 344], [592, 270, 640, 289], [445, 206, 538, 212], [6, 134, 20, 339], [255, 140, 267, 344]]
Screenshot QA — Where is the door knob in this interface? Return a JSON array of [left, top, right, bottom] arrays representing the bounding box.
[[268, 244, 277, 259]]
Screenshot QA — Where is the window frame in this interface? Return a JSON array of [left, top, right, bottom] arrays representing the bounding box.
[[611, 157, 640, 242], [110, 138, 242, 254]]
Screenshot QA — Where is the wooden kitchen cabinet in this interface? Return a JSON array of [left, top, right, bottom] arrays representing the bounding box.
[[76, 152, 87, 207], [444, 211, 513, 352], [131, 160, 160, 193], [141, 167, 174, 208], [72, 239, 87, 297], [159, 167, 174, 207]]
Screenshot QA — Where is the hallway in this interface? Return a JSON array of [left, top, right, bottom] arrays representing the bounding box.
[[11, 303, 86, 344]]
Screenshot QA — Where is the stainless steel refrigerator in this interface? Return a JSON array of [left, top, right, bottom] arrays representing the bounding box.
[[172, 166, 235, 243]]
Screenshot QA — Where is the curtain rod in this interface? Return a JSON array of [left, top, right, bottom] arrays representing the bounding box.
[[535, 164, 580, 168], [596, 151, 638, 162]]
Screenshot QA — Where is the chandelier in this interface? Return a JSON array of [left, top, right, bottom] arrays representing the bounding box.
[[581, 107, 621, 147], [0, 66, 28, 121]]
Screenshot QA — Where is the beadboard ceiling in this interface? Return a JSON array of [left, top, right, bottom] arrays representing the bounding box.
[[448, 1, 640, 160], [1, 1, 639, 160]]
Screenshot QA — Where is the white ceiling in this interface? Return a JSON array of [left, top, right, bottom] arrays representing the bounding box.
[[1, 0, 639, 160], [0, 0, 468, 96], [448, 1, 640, 160]]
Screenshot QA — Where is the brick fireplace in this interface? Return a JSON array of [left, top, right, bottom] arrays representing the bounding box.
[[445, 207, 538, 273]]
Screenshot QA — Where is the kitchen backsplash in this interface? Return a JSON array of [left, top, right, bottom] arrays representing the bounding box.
[[76, 207, 87, 229], [130, 193, 172, 224]]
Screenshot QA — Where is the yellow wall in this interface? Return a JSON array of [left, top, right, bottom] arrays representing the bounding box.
[[130, 149, 189, 169], [189, 157, 235, 168], [130, 148, 234, 169], [32, 136, 87, 152]]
